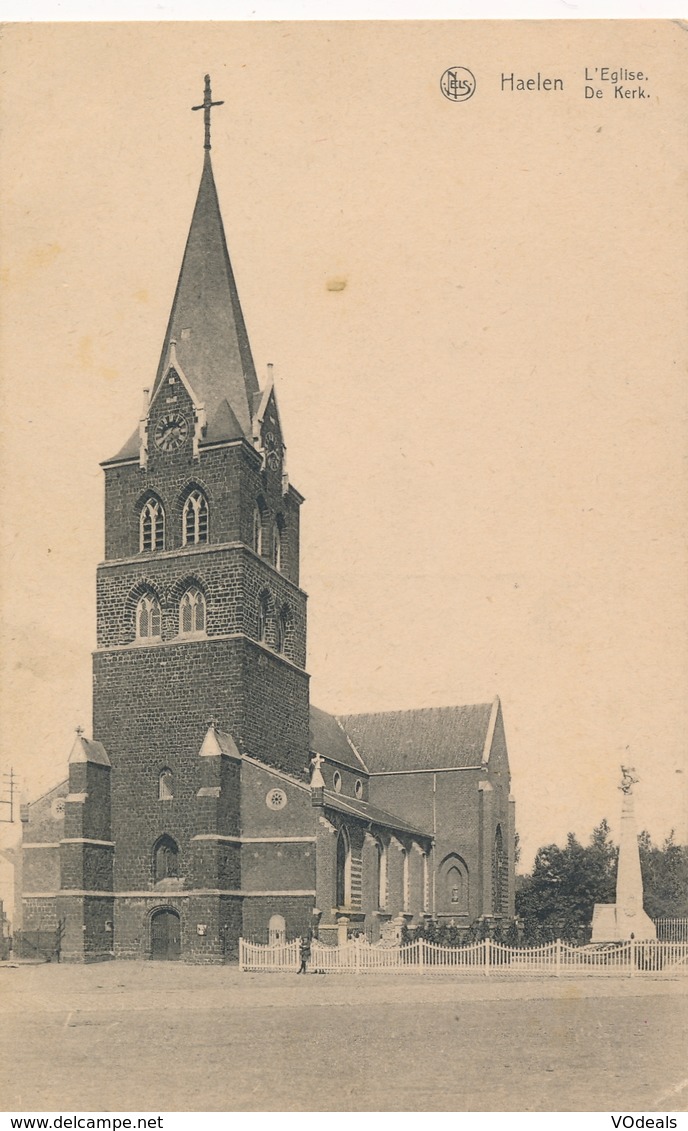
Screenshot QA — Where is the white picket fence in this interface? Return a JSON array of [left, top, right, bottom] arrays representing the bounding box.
[[239, 936, 688, 978]]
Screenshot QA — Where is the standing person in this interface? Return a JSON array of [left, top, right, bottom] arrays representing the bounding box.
[[297, 930, 312, 974]]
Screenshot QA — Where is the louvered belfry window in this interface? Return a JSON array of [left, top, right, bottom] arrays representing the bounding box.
[[140, 498, 165, 552], [179, 587, 206, 635], [183, 490, 208, 546], [136, 593, 162, 639]]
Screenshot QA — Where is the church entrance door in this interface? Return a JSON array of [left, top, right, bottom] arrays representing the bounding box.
[[150, 908, 181, 960]]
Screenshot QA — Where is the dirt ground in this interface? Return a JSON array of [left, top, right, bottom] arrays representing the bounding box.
[[1, 962, 686, 1113]]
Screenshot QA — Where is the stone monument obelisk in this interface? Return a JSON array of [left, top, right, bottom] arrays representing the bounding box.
[[591, 766, 657, 942]]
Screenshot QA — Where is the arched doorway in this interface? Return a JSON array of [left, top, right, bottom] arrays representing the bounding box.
[[150, 907, 181, 960]]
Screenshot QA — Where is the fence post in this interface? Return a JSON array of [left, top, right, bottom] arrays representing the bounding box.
[[555, 938, 561, 977], [630, 937, 636, 978], [355, 933, 361, 974], [484, 936, 490, 976], [239, 937, 244, 970], [419, 937, 424, 975]]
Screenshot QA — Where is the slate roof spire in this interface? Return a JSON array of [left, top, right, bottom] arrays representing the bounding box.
[[150, 76, 259, 442]]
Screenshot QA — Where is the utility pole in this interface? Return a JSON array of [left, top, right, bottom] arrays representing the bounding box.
[[0, 768, 17, 823]]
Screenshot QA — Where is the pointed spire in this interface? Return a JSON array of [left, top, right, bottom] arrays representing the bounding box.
[[150, 82, 259, 443]]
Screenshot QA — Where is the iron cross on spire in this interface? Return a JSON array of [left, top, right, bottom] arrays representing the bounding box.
[[192, 75, 224, 151]]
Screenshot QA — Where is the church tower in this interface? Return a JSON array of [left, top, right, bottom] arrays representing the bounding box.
[[93, 77, 310, 959]]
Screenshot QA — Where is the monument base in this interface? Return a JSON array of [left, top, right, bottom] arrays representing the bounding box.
[[591, 903, 657, 943]]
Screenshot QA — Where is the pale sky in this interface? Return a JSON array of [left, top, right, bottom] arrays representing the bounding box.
[[1, 21, 686, 867]]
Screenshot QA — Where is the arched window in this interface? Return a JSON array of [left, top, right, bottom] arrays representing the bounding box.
[[136, 593, 162, 640], [179, 587, 206, 635], [276, 605, 290, 655], [376, 839, 387, 910], [257, 592, 271, 644], [272, 521, 282, 571], [275, 611, 285, 653], [158, 768, 173, 801], [153, 835, 179, 883], [336, 827, 351, 908], [439, 853, 469, 914], [140, 498, 165, 552], [252, 505, 263, 556], [493, 824, 508, 914], [447, 866, 465, 908], [401, 848, 410, 912], [422, 851, 429, 913], [182, 490, 208, 546], [268, 914, 286, 945]]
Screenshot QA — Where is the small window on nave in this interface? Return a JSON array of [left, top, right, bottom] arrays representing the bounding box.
[[336, 827, 352, 908], [140, 498, 165, 552], [136, 593, 162, 640], [375, 839, 387, 910], [422, 851, 429, 914], [158, 768, 174, 801], [182, 490, 208, 546], [179, 587, 206, 636]]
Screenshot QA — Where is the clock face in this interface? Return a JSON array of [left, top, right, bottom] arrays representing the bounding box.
[[154, 412, 189, 452], [264, 430, 281, 471]]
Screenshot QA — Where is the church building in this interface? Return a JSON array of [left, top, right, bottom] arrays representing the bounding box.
[[21, 79, 516, 963]]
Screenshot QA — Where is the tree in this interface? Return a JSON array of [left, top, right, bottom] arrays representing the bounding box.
[[638, 830, 688, 919], [516, 821, 617, 943], [518, 822, 688, 942]]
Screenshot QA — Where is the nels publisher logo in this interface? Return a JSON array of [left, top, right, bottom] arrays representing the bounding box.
[[440, 66, 476, 102]]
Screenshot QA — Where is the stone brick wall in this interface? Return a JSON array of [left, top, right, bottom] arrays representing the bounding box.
[[93, 634, 310, 894], [242, 895, 314, 944], [23, 849, 61, 896], [240, 842, 315, 892], [240, 760, 313, 836], [63, 761, 112, 844], [59, 842, 114, 893], [319, 761, 368, 801], [57, 894, 115, 962], [96, 545, 307, 667], [21, 784, 68, 913], [23, 896, 58, 933], [368, 750, 513, 924], [21, 783, 67, 843], [104, 431, 301, 587]]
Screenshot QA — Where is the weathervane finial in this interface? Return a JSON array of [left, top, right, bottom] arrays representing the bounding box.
[[192, 74, 224, 152]]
